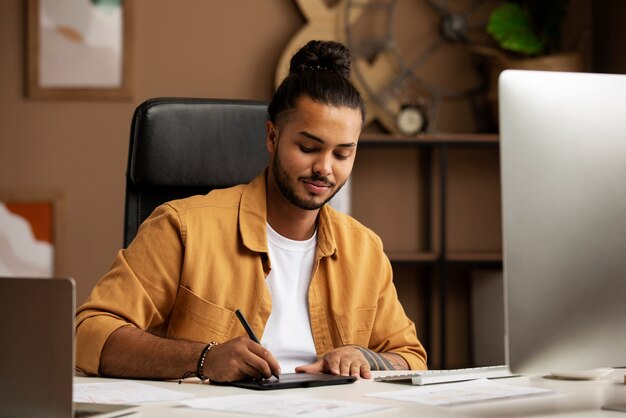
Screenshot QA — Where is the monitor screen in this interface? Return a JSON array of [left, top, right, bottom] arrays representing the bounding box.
[[499, 69, 626, 375]]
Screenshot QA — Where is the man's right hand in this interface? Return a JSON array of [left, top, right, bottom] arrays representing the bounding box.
[[99, 327, 280, 382], [204, 336, 281, 382]]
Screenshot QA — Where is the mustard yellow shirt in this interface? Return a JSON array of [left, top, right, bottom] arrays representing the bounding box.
[[76, 171, 427, 374]]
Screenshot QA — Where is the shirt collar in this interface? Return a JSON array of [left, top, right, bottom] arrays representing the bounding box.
[[239, 169, 337, 257]]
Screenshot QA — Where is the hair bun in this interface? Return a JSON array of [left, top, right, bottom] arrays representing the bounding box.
[[289, 40, 352, 79]]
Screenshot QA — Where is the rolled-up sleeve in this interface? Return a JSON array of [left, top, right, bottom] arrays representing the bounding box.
[[75, 204, 184, 375]]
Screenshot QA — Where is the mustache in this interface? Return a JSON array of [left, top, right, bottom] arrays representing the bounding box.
[[300, 174, 335, 187]]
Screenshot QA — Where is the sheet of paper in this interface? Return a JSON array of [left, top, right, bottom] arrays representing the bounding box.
[[181, 394, 390, 418], [74, 381, 194, 404], [366, 378, 553, 407]]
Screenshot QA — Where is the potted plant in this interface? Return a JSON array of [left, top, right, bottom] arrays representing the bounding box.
[[473, 0, 583, 128], [486, 0, 570, 57]]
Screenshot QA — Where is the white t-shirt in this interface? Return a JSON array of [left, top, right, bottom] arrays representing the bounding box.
[[260, 223, 318, 372]]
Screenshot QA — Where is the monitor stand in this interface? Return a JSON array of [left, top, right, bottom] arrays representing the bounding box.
[[603, 404, 626, 413]]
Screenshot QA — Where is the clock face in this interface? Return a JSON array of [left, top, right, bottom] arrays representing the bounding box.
[[344, 0, 497, 133], [396, 105, 426, 135]]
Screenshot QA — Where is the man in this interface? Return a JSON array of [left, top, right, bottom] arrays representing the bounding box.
[[76, 40, 427, 382]]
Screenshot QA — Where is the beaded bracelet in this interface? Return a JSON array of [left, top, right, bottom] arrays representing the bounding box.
[[179, 341, 219, 384]]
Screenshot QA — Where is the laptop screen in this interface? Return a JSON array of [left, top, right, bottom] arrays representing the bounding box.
[[0, 277, 76, 418]]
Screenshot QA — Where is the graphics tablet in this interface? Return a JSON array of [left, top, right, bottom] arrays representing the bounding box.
[[222, 373, 357, 390]]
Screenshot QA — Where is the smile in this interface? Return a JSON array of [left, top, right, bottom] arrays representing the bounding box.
[[303, 180, 331, 195]]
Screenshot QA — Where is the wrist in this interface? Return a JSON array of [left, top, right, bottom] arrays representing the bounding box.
[[179, 341, 219, 384], [197, 341, 219, 382], [352, 346, 395, 371]]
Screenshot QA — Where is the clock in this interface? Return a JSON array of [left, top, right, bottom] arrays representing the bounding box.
[[343, 0, 497, 133], [396, 102, 427, 135]]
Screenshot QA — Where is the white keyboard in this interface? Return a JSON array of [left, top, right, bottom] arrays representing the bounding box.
[[374, 365, 516, 385]]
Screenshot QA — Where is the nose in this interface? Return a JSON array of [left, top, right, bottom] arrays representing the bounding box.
[[312, 151, 333, 178]]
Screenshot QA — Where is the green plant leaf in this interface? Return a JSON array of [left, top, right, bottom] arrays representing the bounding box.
[[487, 2, 545, 56]]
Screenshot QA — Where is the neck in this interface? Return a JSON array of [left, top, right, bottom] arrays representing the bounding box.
[[266, 179, 319, 241]]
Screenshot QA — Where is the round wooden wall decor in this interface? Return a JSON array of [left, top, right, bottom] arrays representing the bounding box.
[[275, 0, 496, 134]]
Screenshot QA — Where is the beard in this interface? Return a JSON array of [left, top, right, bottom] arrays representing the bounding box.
[[271, 147, 346, 211]]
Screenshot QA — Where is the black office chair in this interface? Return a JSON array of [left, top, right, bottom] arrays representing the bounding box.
[[123, 97, 269, 248]]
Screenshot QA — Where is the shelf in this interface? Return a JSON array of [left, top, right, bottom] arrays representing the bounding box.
[[385, 251, 502, 263], [359, 132, 499, 145], [446, 252, 502, 263], [386, 252, 439, 262], [351, 131, 503, 369]]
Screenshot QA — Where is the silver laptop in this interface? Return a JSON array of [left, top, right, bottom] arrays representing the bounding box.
[[499, 70, 626, 374], [0, 277, 136, 418]]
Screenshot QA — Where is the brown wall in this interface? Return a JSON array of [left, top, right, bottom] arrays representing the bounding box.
[[0, 0, 303, 303], [1, 0, 620, 310]]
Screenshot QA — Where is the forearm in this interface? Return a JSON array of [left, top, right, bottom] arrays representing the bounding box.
[[99, 326, 205, 380], [354, 347, 409, 370]]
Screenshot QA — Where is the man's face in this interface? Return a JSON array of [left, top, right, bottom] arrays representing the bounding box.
[[267, 97, 362, 211]]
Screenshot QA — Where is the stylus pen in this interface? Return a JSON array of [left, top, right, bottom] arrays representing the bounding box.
[[235, 309, 279, 380]]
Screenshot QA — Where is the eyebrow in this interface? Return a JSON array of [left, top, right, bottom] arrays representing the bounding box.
[[299, 131, 357, 148]]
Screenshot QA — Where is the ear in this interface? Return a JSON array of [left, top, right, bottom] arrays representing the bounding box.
[[265, 120, 278, 152]]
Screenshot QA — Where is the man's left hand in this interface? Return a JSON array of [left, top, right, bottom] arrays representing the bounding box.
[[295, 346, 372, 378]]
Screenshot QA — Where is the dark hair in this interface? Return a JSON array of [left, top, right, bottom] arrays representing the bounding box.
[[268, 40, 366, 127]]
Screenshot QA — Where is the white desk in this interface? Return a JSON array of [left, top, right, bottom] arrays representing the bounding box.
[[75, 370, 626, 417]]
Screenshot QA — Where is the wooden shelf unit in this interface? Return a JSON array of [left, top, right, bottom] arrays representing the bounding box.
[[352, 132, 502, 369], [359, 132, 500, 145]]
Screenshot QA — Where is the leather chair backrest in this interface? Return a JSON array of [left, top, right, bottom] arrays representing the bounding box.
[[124, 97, 269, 247]]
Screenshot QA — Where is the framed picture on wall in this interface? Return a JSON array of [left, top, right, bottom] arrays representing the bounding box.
[[0, 192, 63, 277], [26, 0, 132, 99]]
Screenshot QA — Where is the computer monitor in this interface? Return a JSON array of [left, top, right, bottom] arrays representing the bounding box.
[[499, 69, 626, 376]]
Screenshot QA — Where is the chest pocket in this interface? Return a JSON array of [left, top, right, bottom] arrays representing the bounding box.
[[334, 306, 377, 346], [167, 286, 236, 342]]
